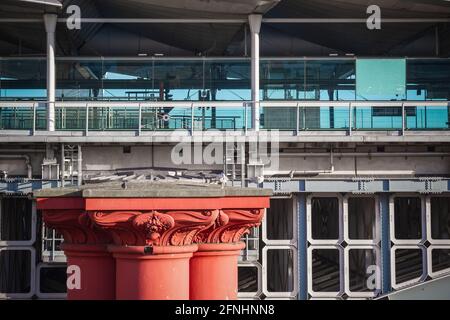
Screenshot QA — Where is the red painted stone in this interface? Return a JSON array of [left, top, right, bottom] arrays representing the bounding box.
[[190, 243, 245, 300], [89, 209, 217, 300], [63, 244, 115, 300], [110, 245, 197, 300], [37, 195, 269, 300], [190, 209, 265, 300], [42, 210, 115, 300]]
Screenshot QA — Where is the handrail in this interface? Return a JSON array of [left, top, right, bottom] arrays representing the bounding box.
[[0, 100, 448, 108], [0, 100, 448, 133]]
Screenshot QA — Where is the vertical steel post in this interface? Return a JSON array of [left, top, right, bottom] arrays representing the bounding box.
[[302, 106, 306, 130], [249, 15, 262, 131], [240, 141, 245, 187], [44, 14, 57, 132], [138, 103, 142, 136], [380, 191, 392, 295], [349, 102, 353, 135], [244, 102, 248, 134], [190, 103, 194, 135], [60, 143, 64, 187], [85, 103, 89, 136], [77, 145, 82, 187], [298, 194, 308, 300], [401, 102, 405, 135], [32, 102, 36, 135]]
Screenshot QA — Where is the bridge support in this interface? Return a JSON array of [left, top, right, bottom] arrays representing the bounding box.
[[36, 183, 271, 300]]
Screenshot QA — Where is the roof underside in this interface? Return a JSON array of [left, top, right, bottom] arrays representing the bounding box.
[[0, 0, 449, 56]]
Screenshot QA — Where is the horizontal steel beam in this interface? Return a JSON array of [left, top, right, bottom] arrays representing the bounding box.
[[1, 131, 450, 143], [0, 180, 66, 194], [263, 18, 450, 24], [2, 178, 449, 195], [0, 100, 448, 108], [1, 18, 450, 24], [254, 178, 450, 194], [0, 56, 446, 61]]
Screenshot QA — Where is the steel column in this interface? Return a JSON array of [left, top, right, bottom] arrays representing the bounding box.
[[249, 14, 262, 131], [44, 14, 57, 132], [380, 193, 392, 294], [297, 194, 308, 300]]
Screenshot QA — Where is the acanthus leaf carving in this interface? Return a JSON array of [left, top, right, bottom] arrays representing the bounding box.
[[200, 209, 265, 244], [43, 210, 110, 245], [88, 211, 145, 246], [89, 210, 219, 246], [195, 210, 229, 243], [159, 210, 219, 246]]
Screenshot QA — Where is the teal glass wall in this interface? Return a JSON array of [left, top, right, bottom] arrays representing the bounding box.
[[0, 57, 448, 131], [56, 58, 250, 102], [405, 106, 449, 130], [2, 57, 448, 103], [260, 59, 355, 129], [260, 106, 350, 131], [260, 59, 356, 101]]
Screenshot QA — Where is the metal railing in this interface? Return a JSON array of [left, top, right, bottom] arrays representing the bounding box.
[[0, 100, 448, 135]]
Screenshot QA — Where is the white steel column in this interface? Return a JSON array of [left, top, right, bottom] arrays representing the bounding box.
[[44, 14, 57, 131], [77, 145, 82, 186], [249, 14, 262, 131]]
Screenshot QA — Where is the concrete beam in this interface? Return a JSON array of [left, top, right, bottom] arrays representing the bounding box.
[[1, 130, 450, 144]]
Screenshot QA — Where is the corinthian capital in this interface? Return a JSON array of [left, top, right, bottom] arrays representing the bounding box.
[[88, 210, 219, 246], [197, 209, 265, 244], [42, 209, 111, 244]]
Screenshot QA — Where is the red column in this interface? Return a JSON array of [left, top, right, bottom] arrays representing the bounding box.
[[190, 243, 244, 300], [190, 209, 265, 300], [89, 209, 218, 300], [42, 210, 115, 300], [111, 245, 196, 300], [62, 244, 115, 300]]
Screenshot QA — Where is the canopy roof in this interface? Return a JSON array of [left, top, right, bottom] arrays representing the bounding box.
[[0, 0, 449, 56]]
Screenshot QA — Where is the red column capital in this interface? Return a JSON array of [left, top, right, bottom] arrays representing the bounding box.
[[197, 208, 265, 244], [88, 209, 219, 246], [42, 209, 111, 244]]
